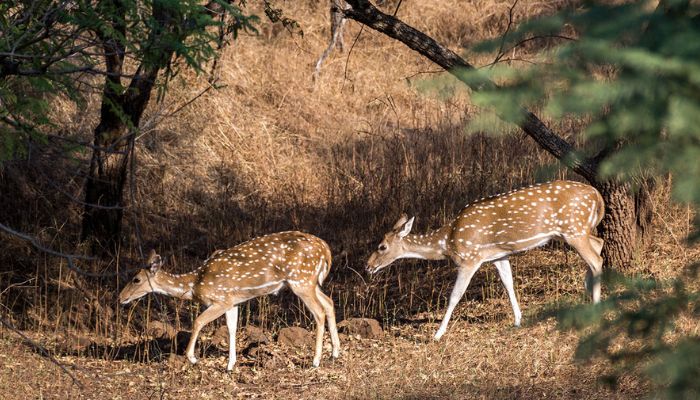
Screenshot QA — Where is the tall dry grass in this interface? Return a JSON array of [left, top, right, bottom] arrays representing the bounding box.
[[0, 0, 696, 366]]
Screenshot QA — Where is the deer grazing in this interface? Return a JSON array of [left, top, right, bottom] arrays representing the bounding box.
[[119, 231, 340, 371], [367, 180, 605, 340]]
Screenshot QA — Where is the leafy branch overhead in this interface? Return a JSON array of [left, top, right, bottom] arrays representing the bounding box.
[[0, 0, 259, 160], [470, 0, 700, 210]]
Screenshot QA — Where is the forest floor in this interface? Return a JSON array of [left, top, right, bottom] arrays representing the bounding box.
[[0, 303, 646, 400]]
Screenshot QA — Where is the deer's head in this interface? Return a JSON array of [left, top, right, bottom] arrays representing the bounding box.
[[366, 214, 415, 274], [119, 249, 163, 304]]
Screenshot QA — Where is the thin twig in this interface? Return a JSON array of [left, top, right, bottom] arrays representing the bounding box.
[[0, 316, 84, 389], [392, 0, 403, 16], [129, 131, 145, 260], [42, 173, 125, 210], [492, 0, 519, 68], [403, 69, 444, 81], [342, 24, 365, 89], [487, 34, 575, 69]]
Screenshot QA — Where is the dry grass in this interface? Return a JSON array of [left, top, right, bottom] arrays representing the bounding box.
[[0, 318, 650, 399], [0, 0, 699, 398]]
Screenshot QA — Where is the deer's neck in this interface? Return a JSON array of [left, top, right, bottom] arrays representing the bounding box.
[[154, 271, 198, 300], [402, 224, 451, 261]]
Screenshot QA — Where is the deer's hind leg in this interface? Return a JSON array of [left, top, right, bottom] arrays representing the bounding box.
[[290, 285, 327, 367], [588, 235, 604, 256], [225, 307, 239, 372], [565, 235, 604, 303], [316, 286, 340, 359]]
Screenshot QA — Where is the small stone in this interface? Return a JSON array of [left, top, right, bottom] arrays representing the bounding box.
[[277, 326, 314, 349], [338, 318, 383, 339], [241, 325, 270, 346], [146, 320, 176, 339], [211, 325, 230, 348]]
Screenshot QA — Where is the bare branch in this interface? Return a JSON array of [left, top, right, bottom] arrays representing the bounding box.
[[342, 24, 365, 86], [492, 0, 519, 67], [314, 0, 349, 81]]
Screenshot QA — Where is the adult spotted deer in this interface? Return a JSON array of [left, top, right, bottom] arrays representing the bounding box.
[[119, 231, 340, 371], [367, 180, 605, 340]]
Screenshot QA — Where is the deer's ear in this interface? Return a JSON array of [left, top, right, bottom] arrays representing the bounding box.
[[147, 249, 163, 273], [392, 213, 409, 231], [397, 216, 415, 238]]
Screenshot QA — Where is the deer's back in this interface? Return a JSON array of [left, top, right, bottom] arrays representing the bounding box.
[[193, 231, 331, 304], [448, 180, 603, 259]]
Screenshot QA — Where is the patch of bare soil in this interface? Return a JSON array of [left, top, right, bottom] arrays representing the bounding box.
[[0, 317, 647, 399]]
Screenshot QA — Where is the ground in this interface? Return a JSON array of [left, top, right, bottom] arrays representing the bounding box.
[[0, 307, 645, 399]]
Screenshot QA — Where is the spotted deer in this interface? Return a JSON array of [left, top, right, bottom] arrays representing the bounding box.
[[119, 231, 340, 371], [367, 180, 605, 340]]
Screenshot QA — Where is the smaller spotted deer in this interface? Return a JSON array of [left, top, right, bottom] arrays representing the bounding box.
[[119, 231, 340, 371], [367, 180, 605, 340]]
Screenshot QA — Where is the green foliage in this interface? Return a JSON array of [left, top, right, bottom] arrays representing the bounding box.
[[466, 0, 700, 397], [0, 0, 259, 162]]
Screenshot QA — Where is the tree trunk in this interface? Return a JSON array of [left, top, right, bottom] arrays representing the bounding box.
[[80, 125, 132, 252], [596, 180, 636, 270]]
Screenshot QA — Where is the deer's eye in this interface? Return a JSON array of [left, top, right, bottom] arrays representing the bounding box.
[[378, 244, 388, 252], [133, 277, 141, 284]]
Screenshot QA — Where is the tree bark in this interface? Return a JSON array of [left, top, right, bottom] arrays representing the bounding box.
[[80, 126, 132, 252], [599, 180, 636, 269], [341, 0, 638, 269]]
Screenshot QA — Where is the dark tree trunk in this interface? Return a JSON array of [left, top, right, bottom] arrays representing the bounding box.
[[80, 126, 132, 252], [597, 180, 636, 270], [340, 0, 641, 269]]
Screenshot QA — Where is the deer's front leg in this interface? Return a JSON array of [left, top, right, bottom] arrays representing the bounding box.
[[434, 259, 482, 341], [225, 306, 239, 372], [186, 304, 227, 365]]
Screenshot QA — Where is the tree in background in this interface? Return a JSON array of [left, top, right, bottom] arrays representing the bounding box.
[[1, 1, 258, 253]]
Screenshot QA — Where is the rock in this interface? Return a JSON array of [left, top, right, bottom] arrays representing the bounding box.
[[277, 326, 314, 349], [240, 325, 270, 347], [212, 324, 271, 350], [146, 320, 176, 339], [211, 325, 230, 348], [65, 333, 92, 353], [167, 353, 188, 370], [338, 318, 382, 339]]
